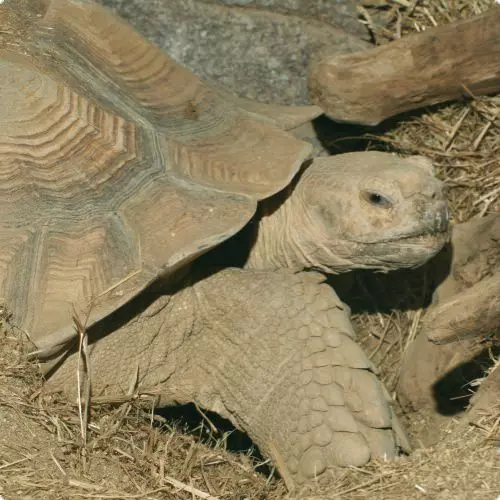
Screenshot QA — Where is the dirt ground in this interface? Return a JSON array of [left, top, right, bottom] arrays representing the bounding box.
[[1, 0, 499, 499]]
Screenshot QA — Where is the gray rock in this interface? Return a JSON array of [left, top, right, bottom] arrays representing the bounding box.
[[201, 0, 366, 37], [99, 0, 369, 105], [220, 0, 254, 5]]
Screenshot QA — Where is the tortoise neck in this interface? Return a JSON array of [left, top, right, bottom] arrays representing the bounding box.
[[245, 185, 312, 272]]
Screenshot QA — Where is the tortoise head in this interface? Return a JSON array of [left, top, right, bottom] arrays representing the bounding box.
[[248, 152, 449, 273]]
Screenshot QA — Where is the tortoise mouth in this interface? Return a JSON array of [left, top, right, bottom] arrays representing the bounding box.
[[353, 227, 449, 247], [349, 227, 450, 269], [396, 227, 449, 244], [398, 233, 449, 256]]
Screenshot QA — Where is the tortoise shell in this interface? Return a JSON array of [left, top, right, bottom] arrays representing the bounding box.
[[0, 0, 319, 355]]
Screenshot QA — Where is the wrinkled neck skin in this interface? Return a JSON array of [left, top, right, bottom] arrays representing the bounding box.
[[245, 184, 353, 273]]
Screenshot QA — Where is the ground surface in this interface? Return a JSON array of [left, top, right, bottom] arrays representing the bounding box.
[[1, 0, 499, 499]]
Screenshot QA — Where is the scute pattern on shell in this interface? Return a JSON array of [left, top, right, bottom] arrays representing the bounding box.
[[0, 0, 314, 351]]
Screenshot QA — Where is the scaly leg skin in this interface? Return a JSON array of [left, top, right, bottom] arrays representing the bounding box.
[[45, 268, 402, 487]]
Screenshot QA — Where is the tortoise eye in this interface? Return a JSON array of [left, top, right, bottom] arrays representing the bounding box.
[[362, 190, 393, 209]]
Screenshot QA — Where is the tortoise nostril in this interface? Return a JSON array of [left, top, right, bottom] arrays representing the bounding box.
[[426, 185, 442, 201], [422, 179, 444, 201]]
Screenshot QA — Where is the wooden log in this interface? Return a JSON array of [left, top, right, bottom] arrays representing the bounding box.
[[424, 273, 500, 344], [309, 7, 500, 125]]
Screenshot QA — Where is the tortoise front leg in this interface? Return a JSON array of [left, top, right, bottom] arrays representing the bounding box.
[[45, 268, 405, 487]]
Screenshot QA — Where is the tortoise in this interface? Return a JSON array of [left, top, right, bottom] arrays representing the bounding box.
[[103, 0, 500, 452], [0, 0, 450, 486]]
